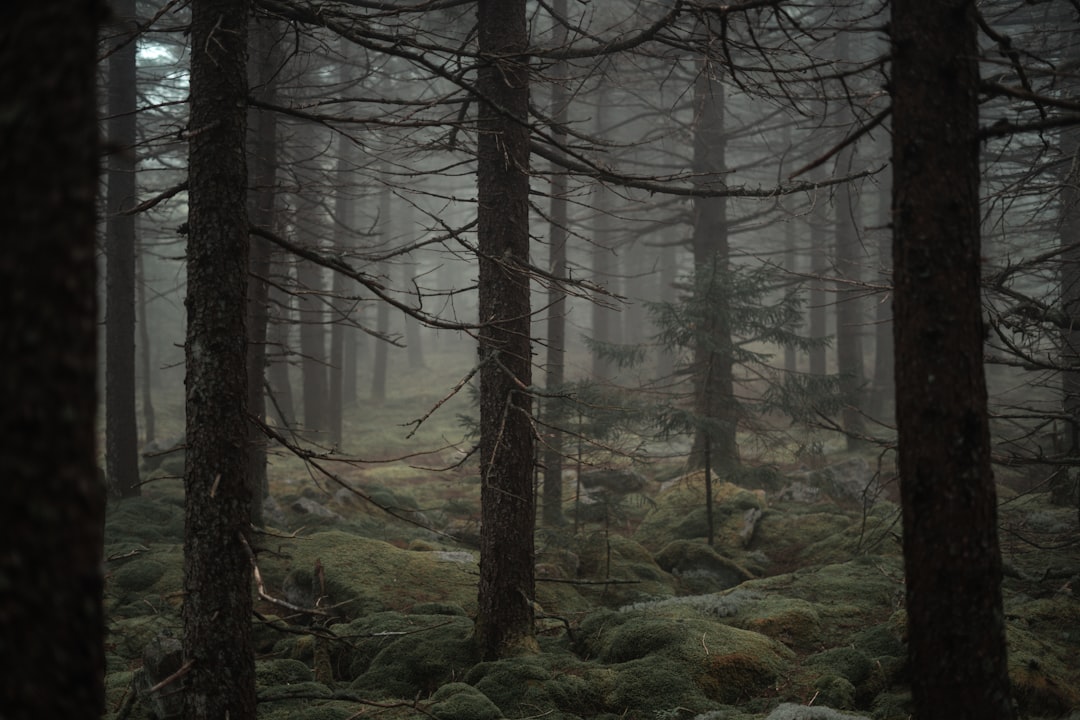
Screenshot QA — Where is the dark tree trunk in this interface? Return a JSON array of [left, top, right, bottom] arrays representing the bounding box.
[[371, 181, 393, 405], [891, 1, 1015, 718], [371, 265, 391, 405], [542, 0, 569, 528], [0, 4, 105, 716], [474, 0, 537, 660], [590, 85, 616, 382], [297, 249, 328, 434], [266, 254, 296, 428], [688, 53, 738, 473], [656, 235, 678, 380], [329, 129, 356, 447], [183, 0, 256, 717], [137, 236, 156, 445], [834, 28, 866, 447], [869, 164, 894, 423], [104, 0, 141, 498], [808, 166, 829, 378], [246, 15, 279, 524]]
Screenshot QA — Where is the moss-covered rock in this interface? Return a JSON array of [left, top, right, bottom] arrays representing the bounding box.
[[257, 658, 314, 687], [607, 656, 716, 718], [635, 478, 767, 554], [428, 682, 502, 720], [347, 613, 477, 699], [731, 596, 823, 652], [111, 558, 167, 593], [654, 540, 755, 594]]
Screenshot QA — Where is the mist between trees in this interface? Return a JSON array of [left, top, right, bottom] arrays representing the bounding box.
[[6, 0, 1080, 718]]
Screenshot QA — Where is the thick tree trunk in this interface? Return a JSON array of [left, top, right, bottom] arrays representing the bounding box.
[[474, 0, 537, 660], [104, 0, 141, 498], [869, 166, 894, 423], [542, 0, 569, 528], [183, 0, 256, 717], [0, 4, 105, 715], [891, 1, 1015, 718]]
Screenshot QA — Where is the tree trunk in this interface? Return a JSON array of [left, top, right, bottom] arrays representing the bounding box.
[[688, 52, 738, 473], [542, 0, 569, 528], [246, 15, 279, 524], [474, 0, 537, 660], [808, 166, 829, 378], [296, 235, 328, 434], [329, 126, 357, 447], [267, 253, 296, 428], [183, 0, 256, 716], [104, 0, 141, 498], [891, 1, 1015, 718], [0, 4, 104, 715], [371, 181, 393, 405], [137, 236, 156, 445], [590, 85, 617, 382], [869, 164, 894, 423], [834, 28, 866, 447]]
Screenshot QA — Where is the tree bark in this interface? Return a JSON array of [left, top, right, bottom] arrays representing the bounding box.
[[542, 0, 570, 528], [104, 0, 141, 498], [688, 51, 738, 473], [0, 3, 105, 716], [246, 15, 280, 524], [137, 237, 156, 445], [474, 0, 537, 660], [891, 1, 1015, 718], [183, 0, 256, 716]]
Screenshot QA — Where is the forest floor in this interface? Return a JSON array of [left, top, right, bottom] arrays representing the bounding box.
[[101, 349, 1080, 720]]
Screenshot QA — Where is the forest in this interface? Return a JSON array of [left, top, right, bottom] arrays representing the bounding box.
[[2, 0, 1080, 719]]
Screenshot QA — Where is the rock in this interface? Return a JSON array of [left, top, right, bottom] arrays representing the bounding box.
[[137, 633, 184, 719], [654, 539, 754, 593], [782, 457, 877, 507], [580, 468, 649, 495], [291, 497, 341, 519]]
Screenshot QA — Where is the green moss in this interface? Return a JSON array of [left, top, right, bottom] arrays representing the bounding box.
[[870, 691, 913, 720], [732, 596, 823, 651], [465, 657, 552, 713], [348, 614, 477, 699], [256, 658, 313, 687], [111, 558, 166, 593], [609, 656, 716, 718], [812, 675, 856, 710], [700, 651, 779, 704], [428, 682, 502, 720]]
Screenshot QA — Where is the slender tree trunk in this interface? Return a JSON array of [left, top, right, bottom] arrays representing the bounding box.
[[869, 166, 894, 423], [591, 85, 616, 382], [0, 4, 105, 715], [104, 0, 141, 498], [329, 128, 357, 447], [246, 16, 279, 524], [267, 258, 296, 428], [688, 52, 738, 473], [542, 0, 569, 528], [183, 0, 256, 716], [783, 211, 798, 374], [891, 1, 1015, 717], [834, 28, 866, 446], [808, 166, 829, 378], [474, 0, 537, 660], [371, 181, 393, 404], [136, 236, 156, 445], [296, 236, 328, 435], [656, 235, 678, 380]]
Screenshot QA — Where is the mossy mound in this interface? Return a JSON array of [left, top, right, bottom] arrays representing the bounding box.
[[257, 658, 314, 687], [464, 653, 607, 717], [730, 596, 823, 652], [583, 608, 794, 708], [428, 682, 503, 720], [635, 478, 767, 553], [727, 557, 904, 649], [654, 540, 755, 594], [104, 544, 184, 616], [572, 534, 675, 607], [1006, 621, 1080, 716], [266, 530, 480, 618], [345, 613, 478, 699], [105, 495, 185, 544]]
